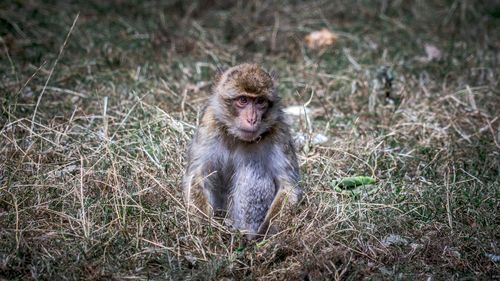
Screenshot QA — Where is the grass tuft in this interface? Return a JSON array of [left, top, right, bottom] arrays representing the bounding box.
[[1, 0, 499, 279]]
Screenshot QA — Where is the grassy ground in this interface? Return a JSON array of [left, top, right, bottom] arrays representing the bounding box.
[[1, 0, 499, 280]]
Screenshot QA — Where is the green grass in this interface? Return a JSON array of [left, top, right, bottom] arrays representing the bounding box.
[[1, 0, 499, 280]]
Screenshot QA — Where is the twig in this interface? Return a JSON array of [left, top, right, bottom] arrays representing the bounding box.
[[30, 13, 79, 136], [1, 36, 19, 86], [39, 86, 88, 98], [271, 12, 280, 51]]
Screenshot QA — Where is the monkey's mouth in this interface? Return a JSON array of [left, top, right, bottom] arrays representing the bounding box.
[[237, 128, 261, 141]]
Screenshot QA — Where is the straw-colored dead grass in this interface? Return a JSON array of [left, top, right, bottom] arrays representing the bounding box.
[[1, 0, 498, 280]]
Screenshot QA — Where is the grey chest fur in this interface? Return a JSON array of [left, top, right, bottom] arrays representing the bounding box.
[[224, 145, 279, 233]]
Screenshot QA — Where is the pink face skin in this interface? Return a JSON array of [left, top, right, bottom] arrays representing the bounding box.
[[233, 96, 269, 141]]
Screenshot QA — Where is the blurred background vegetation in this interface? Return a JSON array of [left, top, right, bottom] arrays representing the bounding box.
[[1, 0, 499, 280]]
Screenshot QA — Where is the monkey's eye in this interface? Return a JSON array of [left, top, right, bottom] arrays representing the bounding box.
[[236, 96, 248, 107], [256, 97, 266, 105]]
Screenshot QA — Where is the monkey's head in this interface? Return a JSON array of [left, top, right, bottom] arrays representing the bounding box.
[[212, 64, 281, 142]]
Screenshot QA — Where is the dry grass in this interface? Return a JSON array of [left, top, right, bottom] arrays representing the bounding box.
[[1, 0, 499, 280]]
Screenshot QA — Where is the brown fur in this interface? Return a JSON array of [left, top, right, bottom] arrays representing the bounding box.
[[183, 63, 302, 239], [216, 63, 275, 101]]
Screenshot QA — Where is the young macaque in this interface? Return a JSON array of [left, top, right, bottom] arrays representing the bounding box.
[[182, 63, 302, 239]]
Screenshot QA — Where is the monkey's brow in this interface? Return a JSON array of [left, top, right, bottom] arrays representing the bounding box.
[[235, 93, 267, 99]]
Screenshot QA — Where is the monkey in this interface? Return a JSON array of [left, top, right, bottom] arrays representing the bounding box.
[[182, 63, 302, 240]]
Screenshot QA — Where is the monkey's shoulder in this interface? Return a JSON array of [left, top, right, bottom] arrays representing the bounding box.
[[267, 123, 297, 154], [198, 106, 219, 132]]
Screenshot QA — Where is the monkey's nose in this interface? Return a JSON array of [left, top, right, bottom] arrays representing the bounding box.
[[247, 118, 257, 125]]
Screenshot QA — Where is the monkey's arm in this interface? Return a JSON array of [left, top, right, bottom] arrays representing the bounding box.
[[256, 179, 301, 236], [182, 132, 220, 217], [257, 141, 302, 236], [183, 165, 213, 217]]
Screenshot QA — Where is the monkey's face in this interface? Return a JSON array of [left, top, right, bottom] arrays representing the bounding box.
[[230, 95, 270, 142], [212, 63, 279, 142]]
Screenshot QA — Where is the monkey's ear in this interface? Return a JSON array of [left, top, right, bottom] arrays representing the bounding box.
[[214, 66, 226, 83], [216, 65, 225, 74], [269, 69, 279, 81]]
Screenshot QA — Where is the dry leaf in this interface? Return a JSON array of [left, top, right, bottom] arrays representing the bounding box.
[[424, 43, 442, 61], [283, 105, 311, 117], [305, 28, 338, 49]]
